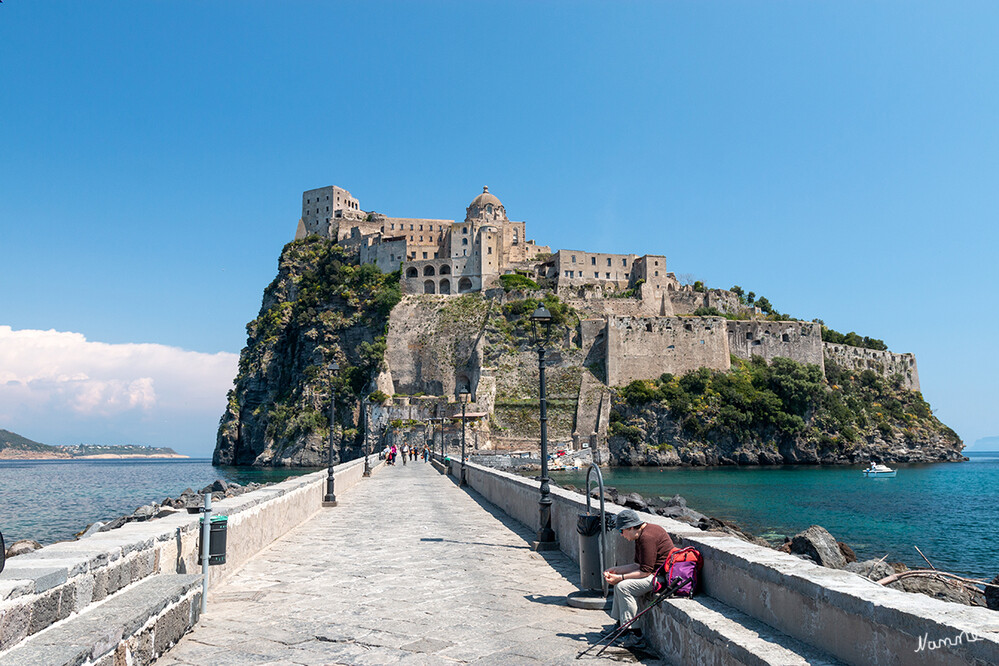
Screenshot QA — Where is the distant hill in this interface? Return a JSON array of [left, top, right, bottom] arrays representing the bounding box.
[[971, 436, 999, 451], [0, 429, 185, 459]]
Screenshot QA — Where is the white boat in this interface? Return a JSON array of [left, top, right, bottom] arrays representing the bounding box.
[[862, 463, 897, 478]]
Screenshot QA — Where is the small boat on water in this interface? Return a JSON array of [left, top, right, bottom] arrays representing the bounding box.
[[862, 463, 897, 478]]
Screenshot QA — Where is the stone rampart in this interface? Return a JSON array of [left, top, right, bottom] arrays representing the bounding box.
[[726, 320, 824, 368], [606, 316, 730, 386], [670, 287, 745, 316], [443, 459, 999, 665], [824, 342, 920, 391], [0, 456, 380, 662]]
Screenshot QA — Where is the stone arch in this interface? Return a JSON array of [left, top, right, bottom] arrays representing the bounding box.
[[462, 238, 468, 246], [406, 267, 418, 278], [439, 279, 451, 294], [424, 280, 436, 294], [439, 264, 451, 275], [423, 265, 436, 276], [458, 277, 473, 293]]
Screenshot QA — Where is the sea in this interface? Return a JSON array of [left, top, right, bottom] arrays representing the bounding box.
[[0, 458, 319, 547], [550, 451, 999, 581]]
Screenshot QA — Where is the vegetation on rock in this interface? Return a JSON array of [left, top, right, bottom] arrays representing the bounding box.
[[610, 356, 961, 466], [217, 237, 401, 466]]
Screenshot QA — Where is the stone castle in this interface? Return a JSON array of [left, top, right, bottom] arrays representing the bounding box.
[[294, 185, 921, 451]]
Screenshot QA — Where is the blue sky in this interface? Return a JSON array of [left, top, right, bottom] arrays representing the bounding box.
[[1, 2, 996, 457]]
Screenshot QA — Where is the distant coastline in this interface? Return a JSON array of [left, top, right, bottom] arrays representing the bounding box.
[[0, 450, 189, 460]]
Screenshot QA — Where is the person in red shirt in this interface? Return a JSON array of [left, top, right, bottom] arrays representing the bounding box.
[[603, 509, 675, 647]]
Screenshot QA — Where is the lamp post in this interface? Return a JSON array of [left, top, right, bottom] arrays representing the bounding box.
[[362, 399, 371, 477], [457, 386, 471, 486], [323, 361, 339, 507], [530, 305, 557, 550]]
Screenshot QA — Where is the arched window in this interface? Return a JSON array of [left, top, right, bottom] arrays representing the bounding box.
[[406, 267, 418, 278], [424, 265, 435, 276], [439, 279, 451, 294], [440, 265, 451, 275], [462, 238, 468, 246], [486, 204, 493, 214], [458, 277, 473, 293], [462, 226, 467, 234], [424, 280, 436, 294]]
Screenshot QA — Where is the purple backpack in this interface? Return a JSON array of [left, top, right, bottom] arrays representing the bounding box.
[[653, 547, 703, 597]]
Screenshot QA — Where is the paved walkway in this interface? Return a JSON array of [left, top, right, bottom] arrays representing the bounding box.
[[159, 461, 664, 665]]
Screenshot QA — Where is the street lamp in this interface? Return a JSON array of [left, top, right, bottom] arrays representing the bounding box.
[[323, 361, 340, 507], [530, 305, 557, 550], [362, 398, 371, 477], [457, 386, 471, 486]]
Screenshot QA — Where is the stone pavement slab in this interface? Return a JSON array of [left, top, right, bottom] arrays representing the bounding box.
[[159, 462, 662, 665]]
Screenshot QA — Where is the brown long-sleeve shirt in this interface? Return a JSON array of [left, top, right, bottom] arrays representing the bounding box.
[[635, 523, 675, 574]]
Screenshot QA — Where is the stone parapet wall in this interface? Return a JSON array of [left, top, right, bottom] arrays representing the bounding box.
[[0, 456, 380, 655], [446, 459, 999, 665], [726, 320, 824, 368], [824, 342, 920, 391]]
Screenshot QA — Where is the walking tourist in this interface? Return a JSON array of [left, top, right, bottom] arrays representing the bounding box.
[[401, 444, 408, 465], [602, 510, 675, 649]]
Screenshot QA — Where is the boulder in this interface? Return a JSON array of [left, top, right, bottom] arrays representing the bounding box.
[[621, 493, 649, 512], [6, 539, 42, 557], [897, 575, 973, 606], [838, 542, 857, 564], [845, 559, 894, 581], [79, 522, 105, 538], [131, 504, 158, 521], [662, 494, 686, 508], [986, 575, 999, 611], [99, 516, 128, 532], [790, 526, 847, 568]]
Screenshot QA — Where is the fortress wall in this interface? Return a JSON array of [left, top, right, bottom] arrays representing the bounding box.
[[670, 288, 744, 315], [824, 342, 920, 391], [606, 316, 730, 386], [727, 320, 824, 368]]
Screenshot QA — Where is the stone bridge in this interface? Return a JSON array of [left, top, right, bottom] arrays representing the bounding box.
[[1, 456, 997, 665]]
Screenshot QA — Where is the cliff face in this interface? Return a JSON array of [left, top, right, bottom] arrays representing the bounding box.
[[214, 237, 400, 466], [607, 357, 963, 466]]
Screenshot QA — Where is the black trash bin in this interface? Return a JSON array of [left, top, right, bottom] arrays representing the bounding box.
[[577, 514, 603, 591], [199, 515, 228, 565]]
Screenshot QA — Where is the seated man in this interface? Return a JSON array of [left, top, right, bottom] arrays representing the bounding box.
[[603, 509, 675, 647]]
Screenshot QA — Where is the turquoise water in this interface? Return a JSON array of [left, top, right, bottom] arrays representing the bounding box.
[[550, 452, 999, 580], [0, 459, 319, 546]]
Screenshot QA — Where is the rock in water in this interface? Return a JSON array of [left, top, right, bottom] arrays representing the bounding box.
[[845, 559, 894, 581], [986, 574, 999, 611], [6, 539, 42, 557], [790, 526, 847, 568]]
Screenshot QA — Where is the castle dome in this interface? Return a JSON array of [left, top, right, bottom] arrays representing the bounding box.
[[469, 186, 502, 209]]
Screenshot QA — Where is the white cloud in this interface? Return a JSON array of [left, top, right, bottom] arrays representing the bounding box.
[[0, 326, 239, 455]]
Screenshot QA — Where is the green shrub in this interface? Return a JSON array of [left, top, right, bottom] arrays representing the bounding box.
[[368, 390, 389, 403], [500, 273, 540, 292]]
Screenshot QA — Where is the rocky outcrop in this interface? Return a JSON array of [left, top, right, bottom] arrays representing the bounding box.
[[214, 238, 401, 466], [606, 358, 964, 467]]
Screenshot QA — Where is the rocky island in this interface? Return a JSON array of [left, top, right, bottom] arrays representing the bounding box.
[[215, 185, 962, 468]]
